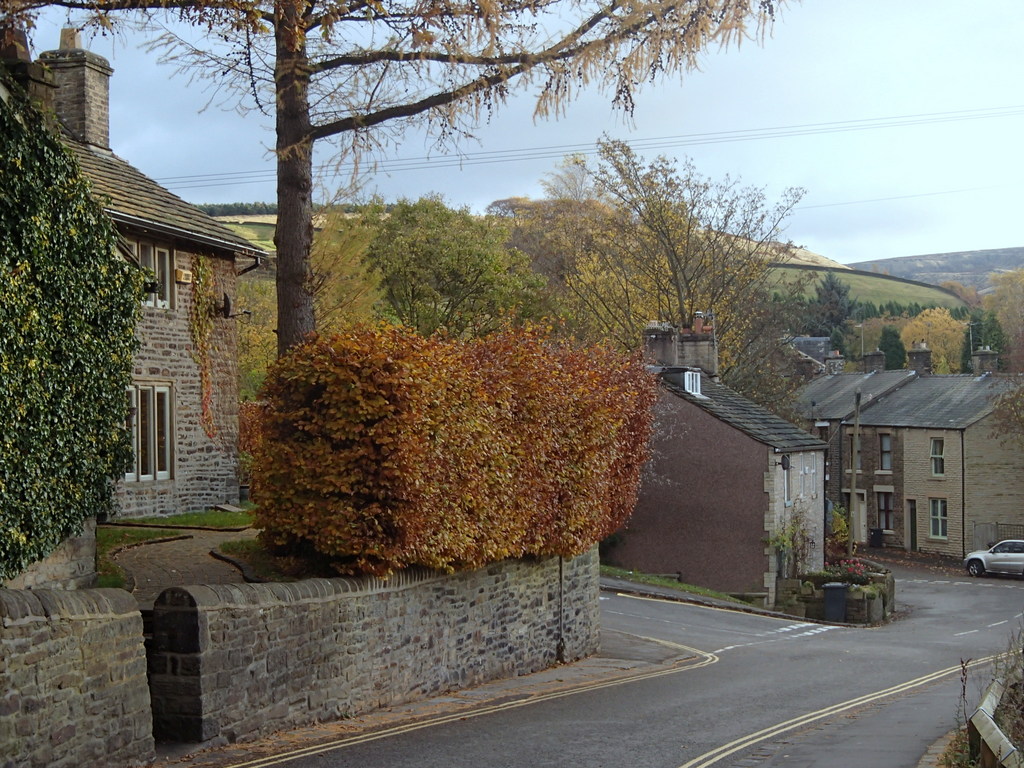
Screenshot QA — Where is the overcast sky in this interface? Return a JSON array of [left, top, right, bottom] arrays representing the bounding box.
[[30, 2, 1024, 265]]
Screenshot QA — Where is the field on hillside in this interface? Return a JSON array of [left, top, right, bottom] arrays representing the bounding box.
[[219, 220, 276, 253], [773, 265, 966, 310]]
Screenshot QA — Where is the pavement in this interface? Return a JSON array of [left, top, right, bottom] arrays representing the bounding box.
[[111, 529, 962, 767]]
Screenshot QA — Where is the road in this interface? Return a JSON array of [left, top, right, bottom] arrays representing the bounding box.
[[176, 565, 1024, 768]]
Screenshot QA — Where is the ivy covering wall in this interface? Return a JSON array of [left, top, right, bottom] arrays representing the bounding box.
[[0, 73, 142, 580]]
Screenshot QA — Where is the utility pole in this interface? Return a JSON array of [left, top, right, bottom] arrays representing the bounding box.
[[848, 389, 862, 558]]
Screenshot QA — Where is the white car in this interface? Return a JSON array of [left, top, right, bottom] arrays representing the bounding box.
[[964, 540, 1024, 577]]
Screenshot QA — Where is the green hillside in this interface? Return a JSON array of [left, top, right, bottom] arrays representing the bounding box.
[[772, 264, 966, 311], [218, 219, 276, 253]]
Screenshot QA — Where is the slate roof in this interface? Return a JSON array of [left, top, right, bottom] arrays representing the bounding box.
[[660, 369, 826, 453], [64, 137, 265, 258], [854, 374, 1014, 429], [797, 370, 917, 422], [791, 336, 831, 362]]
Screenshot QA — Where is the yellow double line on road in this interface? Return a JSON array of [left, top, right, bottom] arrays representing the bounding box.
[[221, 636, 715, 768], [679, 654, 999, 768]]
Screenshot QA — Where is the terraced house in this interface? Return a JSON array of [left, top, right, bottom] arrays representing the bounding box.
[[799, 344, 1021, 558]]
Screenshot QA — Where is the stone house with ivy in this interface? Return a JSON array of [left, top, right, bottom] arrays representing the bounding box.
[[37, 31, 266, 519], [798, 345, 1022, 558], [603, 325, 827, 608]]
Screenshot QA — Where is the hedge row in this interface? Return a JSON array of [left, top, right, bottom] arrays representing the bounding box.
[[251, 324, 657, 575]]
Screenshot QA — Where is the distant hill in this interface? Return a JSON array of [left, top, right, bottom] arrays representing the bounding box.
[[847, 246, 1024, 292]]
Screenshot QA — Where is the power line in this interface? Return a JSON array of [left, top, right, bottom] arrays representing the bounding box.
[[155, 104, 1024, 193]]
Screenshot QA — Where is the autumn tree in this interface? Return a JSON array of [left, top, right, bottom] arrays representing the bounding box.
[[310, 211, 380, 333], [900, 307, 964, 373], [5, 1, 788, 354], [987, 270, 1024, 372], [940, 280, 982, 308], [503, 139, 806, 407], [236, 212, 380, 398]]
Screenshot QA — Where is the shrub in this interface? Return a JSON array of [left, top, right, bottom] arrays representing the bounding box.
[[252, 323, 657, 574], [0, 72, 143, 580]]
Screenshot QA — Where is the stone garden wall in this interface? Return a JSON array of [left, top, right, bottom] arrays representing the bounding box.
[[149, 548, 599, 744], [776, 564, 896, 624], [0, 588, 154, 768], [3, 519, 97, 591]]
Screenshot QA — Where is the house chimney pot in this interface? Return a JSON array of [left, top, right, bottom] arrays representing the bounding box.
[[824, 353, 845, 375], [972, 346, 999, 375], [38, 30, 113, 149], [907, 341, 933, 375], [644, 324, 677, 366], [862, 348, 885, 373]]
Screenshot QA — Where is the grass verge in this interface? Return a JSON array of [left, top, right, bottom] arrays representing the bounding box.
[[600, 565, 751, 604]]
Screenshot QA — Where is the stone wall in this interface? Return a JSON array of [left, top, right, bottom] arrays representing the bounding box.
[[149, 549, 599, 744], [3, 519, 96, 590], [0, 588, 154, 768]]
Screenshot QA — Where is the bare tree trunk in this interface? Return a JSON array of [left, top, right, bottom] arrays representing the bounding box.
[[274, 3, 316, 356]]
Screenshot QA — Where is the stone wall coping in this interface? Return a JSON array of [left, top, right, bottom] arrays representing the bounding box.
[[154, 560, 545, 610], [0, 587, 139, 624]]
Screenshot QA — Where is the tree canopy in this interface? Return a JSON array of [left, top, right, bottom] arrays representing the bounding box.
[[493, 139, 807, 409], [362, 196, 547, 337], [5, 0, 788, 354]]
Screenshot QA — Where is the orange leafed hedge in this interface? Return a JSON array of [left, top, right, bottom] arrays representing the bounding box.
[[250, 324, 656, 575]]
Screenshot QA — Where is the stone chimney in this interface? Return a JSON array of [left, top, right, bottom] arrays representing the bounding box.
[[972, 346, 999, 375], [862, 348, 885, 373], [38, 29, 112, 149], [907, 340, 933, 374], [824, 350, 845, 376], [1, 25, 56, 116], [677, 323, 717, 377], [644, 323, 677, 366]]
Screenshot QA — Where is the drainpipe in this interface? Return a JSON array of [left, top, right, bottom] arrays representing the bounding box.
[[556, 557, 566, 663]]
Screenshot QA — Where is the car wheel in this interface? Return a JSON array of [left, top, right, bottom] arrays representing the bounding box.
[[967, 560, 986, 577]]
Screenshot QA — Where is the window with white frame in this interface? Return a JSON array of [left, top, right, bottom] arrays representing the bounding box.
[[130, 240, 174, 309], [848, 434, 862, 471], [877, 491, 894, 530], [930, 438, 945, 476], [879, 433, 892, 471], [125, 384, 173, 481], [929, 498, 947, 539]]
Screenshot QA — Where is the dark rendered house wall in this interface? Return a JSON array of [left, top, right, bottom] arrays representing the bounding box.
[[604, 391, 769, 595]]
